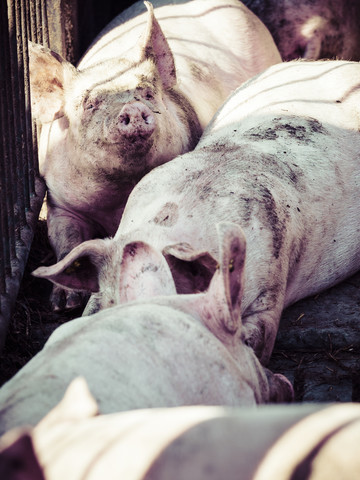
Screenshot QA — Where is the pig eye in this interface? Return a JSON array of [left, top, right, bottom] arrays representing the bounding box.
[[144, 91, 154, 101], [84, 98, 100, 111]]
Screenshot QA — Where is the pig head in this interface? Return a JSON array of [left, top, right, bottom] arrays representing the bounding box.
[[1, 379, 360, 480], [30, 0, 281, 310], [1, 223, 293, 435], [34, 60, 360, 366]]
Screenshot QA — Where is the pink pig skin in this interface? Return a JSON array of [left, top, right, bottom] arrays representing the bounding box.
[[1, 379, 360, 480], [33, 59, 360, 365], [0, 224, 293, 437], [30, 0, 281, 310]]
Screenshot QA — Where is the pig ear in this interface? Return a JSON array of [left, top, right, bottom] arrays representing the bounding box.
[[119, 240, 177, 302], [265, 369, 294, 403], [207, 222, 247, 333], [140, 1, 177, 89], [162, 243, 218, 294], [0, 430, 44, 480], [37, 377, 99, 432], [29, 41, 76, 123], [32, 239, 108, 292]]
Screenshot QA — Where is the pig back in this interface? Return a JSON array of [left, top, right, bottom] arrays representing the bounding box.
[[0, 302, 258, 436]]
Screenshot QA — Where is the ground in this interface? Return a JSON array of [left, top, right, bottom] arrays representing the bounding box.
[[0, 219, 359, 403]]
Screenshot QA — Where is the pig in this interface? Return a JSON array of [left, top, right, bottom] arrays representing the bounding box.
[[34, 59, 360, 365], [243, 0, 360, 61], [1, 378, 360, 480], [0, 223, 293, 436], [30, 0, 281, 310]]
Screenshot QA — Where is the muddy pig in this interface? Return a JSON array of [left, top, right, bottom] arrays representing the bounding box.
[[30, 0, 281, 310], [243, 0, 360, 61], [1, 379, 360, 480], [34, 59, 360, 365], [0, 223, 292, 436]]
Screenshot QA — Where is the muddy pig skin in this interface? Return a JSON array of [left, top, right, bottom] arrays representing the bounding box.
[[1, 380, 360, 480], [34, 59, 360, 365], [243, 0, 360, 61], [29, 0, 281, 310], [0, 224, 293, 436]]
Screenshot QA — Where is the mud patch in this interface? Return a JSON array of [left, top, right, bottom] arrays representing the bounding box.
[[153, 202, 179, 227], [244, 116, 327, 144]]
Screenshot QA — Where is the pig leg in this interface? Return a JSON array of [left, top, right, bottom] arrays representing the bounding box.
[[46, 203, 99, 311]]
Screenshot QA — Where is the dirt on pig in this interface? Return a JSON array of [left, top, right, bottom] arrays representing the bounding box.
[[0, 219, 360, 403]]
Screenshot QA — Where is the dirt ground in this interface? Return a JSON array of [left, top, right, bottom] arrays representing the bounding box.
[[0, 219, 359, 403]]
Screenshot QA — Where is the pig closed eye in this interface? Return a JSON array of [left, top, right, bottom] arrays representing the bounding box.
[[86, 103, 96, 111], [84, 99, 100, 111]]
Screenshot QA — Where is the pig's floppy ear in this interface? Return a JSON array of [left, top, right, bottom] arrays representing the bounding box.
[[207, 222, 247, 334], [0, 429, 44, 480], [140, 1, 177, 89], [32, 239, 108, 292], [37, 377, 98, 432], [119, 240, 177, 302], [162, 243, 218, 294], [29, 41, 76, 123]]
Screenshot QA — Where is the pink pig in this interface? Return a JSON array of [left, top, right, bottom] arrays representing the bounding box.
[[34, 59, 360, 365], [0, 223, 293, 437], [30, 0, 281, 310], [1, 378, 359, 480]]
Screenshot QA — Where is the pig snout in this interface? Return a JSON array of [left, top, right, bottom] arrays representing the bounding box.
[[117, 102, 155, 139]]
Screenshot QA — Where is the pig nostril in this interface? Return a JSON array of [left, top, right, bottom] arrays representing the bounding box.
[[142, 113, 154, 125], [122, 114, 130, 126], [142, 113, 150, 124]]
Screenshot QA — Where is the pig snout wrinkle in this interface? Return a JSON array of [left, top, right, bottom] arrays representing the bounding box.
[[118, 102, 155, 139]]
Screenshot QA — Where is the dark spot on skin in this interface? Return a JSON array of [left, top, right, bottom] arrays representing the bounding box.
[[136, 74, 159, 96], [190, 63, 207, 81], [246, 127, 278, 140], [153, 202, 179, 227], [141, 264, 158, 273], [128, 244, 137, 257], [245, 116, 327, 146], [283, 124, 306, 139], [289, 171, 298, 183], [260, 186, 285, 259]]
